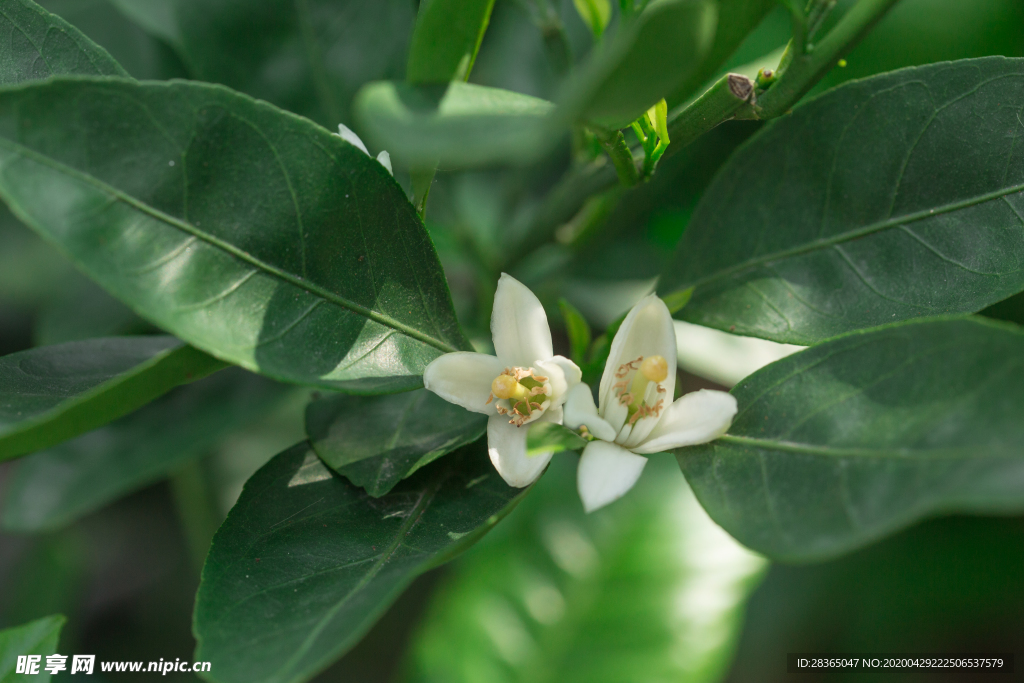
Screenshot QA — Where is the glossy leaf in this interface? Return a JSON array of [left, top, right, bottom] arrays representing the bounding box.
[[405, 456, 767, 683], [573, 0, 612, 39], [0, 615, 64, 683], [0, 337, 223, 462], [0, 0, 127, 83], [194, 440, 526, 683], [169, 0, 417, 127], [0, 77, 468, 391], [661, 57, 1024, 344], [355, 80, 556, 167], [667, 0, 777, 106], [561, 0, 717, 128], [2, 369, 289, 532], [407, 0, 495, 83], [679, 316, 1024, 562], [306, 388, 486, 497]]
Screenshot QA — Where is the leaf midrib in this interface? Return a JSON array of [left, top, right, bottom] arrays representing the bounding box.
[[678, 180, 1024, 292], [716, 434, 1020, 459], [274, 477, 443, 683], [0, 138, 460, 355]]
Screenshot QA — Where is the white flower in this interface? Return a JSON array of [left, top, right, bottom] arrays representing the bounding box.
[[563, 295, 737, 512], [423, 274, 582, 487], [336, 123, 392, 175]]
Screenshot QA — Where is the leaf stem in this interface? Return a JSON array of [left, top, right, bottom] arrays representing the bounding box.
[[169, 458, 221, 573]]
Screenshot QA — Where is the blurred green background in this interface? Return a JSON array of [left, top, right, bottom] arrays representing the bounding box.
[[2, 0, 1024, 681]]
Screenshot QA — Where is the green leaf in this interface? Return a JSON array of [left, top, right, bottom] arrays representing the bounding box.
[[407, 0, 495, 83], [679, 316, 1024, 562], [168, 0, 417, 127], [194, 440, 526, 683], [2, 369, 289, 532], [355, 80, 556, 168], [660, 57, 1024, 345], [667, 0, 777, 106], [0, 337, 223, 462], [0, 0, 127, 83], [306, 389, 486, 497], [0, 615, 64, 683], [0, 77, 468, 391], [558, 298, 591, 365], [405, 456, 766, 683], [561, 0, 718, 128], [574, 0, 612, 38]]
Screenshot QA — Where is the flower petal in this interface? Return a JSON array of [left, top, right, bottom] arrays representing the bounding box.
[[598, 295, 677, 427], [491, 273, 554, 367], [632, 389, 737, 454], [576, 441, 647, 513], [563, 384, 617, 442], [535, 355, 581, 408], [376, 150, 393, 175], [488, 415, 552, 487], [423, 352, 504, 415], [336, 123, 369, 155]]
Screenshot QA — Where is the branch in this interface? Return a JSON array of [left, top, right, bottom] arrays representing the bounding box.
[[754, 0, 901, 119], [504, 0, 902, 269], [666, 73, 755, 152]]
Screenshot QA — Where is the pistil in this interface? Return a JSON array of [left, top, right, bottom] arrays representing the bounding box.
[[488, 367, 552, 426], [491, 374, 529, 401]]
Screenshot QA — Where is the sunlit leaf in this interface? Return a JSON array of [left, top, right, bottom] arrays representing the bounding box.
[[0, 615, 64, 683], [0, 77, 468, 391], [355, 80, 556, 167], [407, 0, 495, 83], [661, 57, 1024, 344], [680, 316, 1024, 562]]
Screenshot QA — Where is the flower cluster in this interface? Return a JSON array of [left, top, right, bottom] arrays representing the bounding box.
[[423, 277, 736, 511]]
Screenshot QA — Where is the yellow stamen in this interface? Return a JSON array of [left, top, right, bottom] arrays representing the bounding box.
[[612, 354, 669, 423]]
